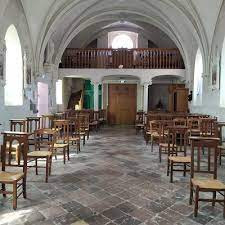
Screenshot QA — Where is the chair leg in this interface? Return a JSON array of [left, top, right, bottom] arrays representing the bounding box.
[[16, 149, 21, 166], [170, 161, 173, 183], [67, 146, 70, 161], [22, 178, 27, 199], [83, 135, 86, 145], [167, 159, 170, 176], [13, 182, 17, 210], [212, 191, 216, 207], [189, 182, 193, 205], [183, 163, 186, 177], [223, 191, 225, 218], [63, 148, 66, 164], [35, 158, 38, 175], [45, 157, 49, 183], [2, 184, 6, 197], [151, 137, 154, 152], [194, 186, 199, 217], [159, 147, 161, 162], [49, 156, 52, 176]]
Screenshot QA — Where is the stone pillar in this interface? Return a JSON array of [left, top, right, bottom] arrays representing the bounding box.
[[142, 80, 152, 113], [93, 81, 100, 111]]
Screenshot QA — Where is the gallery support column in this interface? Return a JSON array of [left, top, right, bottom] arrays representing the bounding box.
[[142, 80, 152, 113], [93, 82, 100, 111]]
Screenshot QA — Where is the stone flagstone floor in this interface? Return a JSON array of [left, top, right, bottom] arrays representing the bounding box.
[[0, 126, 225, 225]]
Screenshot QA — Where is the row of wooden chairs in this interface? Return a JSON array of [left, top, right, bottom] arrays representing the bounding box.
[[144, 116, 225, 218], [0, 113, 95, 209]]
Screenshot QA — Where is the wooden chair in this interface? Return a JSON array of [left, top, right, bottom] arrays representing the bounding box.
[[0, 131, 29, 209], [173, 118, 187, 126], [187, 118, 201, 136], [99, 109, 107, 126], [41, 114, 55, 129], [8, 119, 27, 165], [167, 126, 191, 183], [145, 114, 161, 145], [149, 120, 161, 152], [217, 122, 225, 165], [26, 116, 41, 144], [189, 136, 225, 218], [135, 111, 145, 134], [89, 111, 100, 131], [53, 120, 70, 164], [158, 120, 174, 162], [68, 117, 81, 153], [200, 118, 217, 137], [27, 129, 56, 182]]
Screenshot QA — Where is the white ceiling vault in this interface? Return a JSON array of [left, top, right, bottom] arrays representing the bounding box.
[[13, 0, 225, 76]]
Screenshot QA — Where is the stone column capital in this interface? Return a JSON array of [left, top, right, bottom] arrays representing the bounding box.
[[141, 79, 152, 87], [91, 79, 102, 86]]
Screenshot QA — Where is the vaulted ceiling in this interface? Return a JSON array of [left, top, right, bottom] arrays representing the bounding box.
[[8, 0, 225, 73]]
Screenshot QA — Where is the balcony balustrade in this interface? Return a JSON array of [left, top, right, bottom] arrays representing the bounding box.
[[61, 48, 185, 69]]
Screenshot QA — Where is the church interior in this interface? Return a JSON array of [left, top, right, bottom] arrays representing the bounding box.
[[1, 0, 225, 224]]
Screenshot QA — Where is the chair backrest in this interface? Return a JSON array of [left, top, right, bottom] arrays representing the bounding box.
[[189, 136, 220, 179], [200, 118, 218, 137], [99, 109, 107, 120], [53, 120, 69, 143], [94, 111, 99, 121], [34, 129, 57, 151], [168, 126, 189, 156], [1, 131, 29, 172], [26, 117, 41, 133], [41, 115, 55, 129], [149, 120, 161, 134], [173, 118, 187, 126], [187, 118, 200, 130], [10, 119, 26, 132], [136, 111, 144, 124]]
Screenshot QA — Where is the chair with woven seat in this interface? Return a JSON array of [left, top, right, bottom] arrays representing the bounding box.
[[200, 118, 217, 137], [27, 129, 56, 183], [26, 116, 41, 145], [135, 111, 145, 134], [187, 118, 201, 137], [158, 120, 174, 162], [53, 120, 70, 164], [167, 126, 191, 183], [189, 136, 225, 218], [173, 118, 187, 126], [8, 119, 27, 165], [41, 114, 55, 129], [0, 131, 29, 209], [99, 109, 107, 126], [68, 117, 81, 153], [149, 120, 161, 152]]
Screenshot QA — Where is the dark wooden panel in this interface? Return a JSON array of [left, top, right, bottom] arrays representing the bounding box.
[[108, 84, 137, 125]]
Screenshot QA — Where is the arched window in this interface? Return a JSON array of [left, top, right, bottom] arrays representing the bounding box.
[[56, 80, 63, 105], [4, 25, 23, 106], [193, 48, 203, 105], [112, 34, 134, 49], [220, 38, 225, 107]]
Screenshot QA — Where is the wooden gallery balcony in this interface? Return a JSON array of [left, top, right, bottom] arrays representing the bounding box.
[[61, 48, 185, 69]]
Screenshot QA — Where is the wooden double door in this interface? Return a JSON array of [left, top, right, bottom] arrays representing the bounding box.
[[108, 84, 137, 125]]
